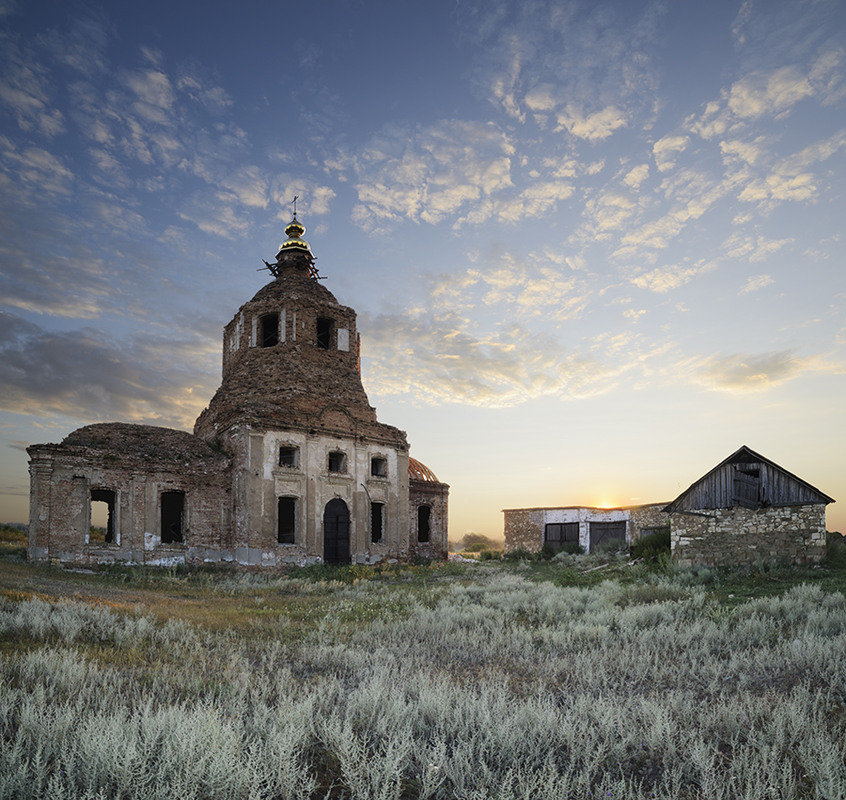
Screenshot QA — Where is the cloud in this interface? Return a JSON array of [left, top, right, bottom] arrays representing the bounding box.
[[623, 164, 649, 188], [461, 0, 663, 132], [431, 250, 592, 321], [719, 137, 766, 166], [0, 138, 74, 198], [350, 120, 517, 230], [0, 40, 66, 137], [630, 260, 717, 293], [0, 312, 216, 429], [728, 66, 813, 119], [690, 350, 806, 392], [739, 274, 775, 294], [361, 310, 609, 407], [652, 135, 688, 172], [556, 105, 628, 141], [724, 233, 794, 263]]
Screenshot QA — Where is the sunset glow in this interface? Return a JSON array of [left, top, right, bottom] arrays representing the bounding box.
[[1, 0, 844, 539]]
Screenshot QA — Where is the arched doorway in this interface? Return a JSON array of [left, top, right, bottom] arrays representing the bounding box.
[[323, 498, 350, 564]]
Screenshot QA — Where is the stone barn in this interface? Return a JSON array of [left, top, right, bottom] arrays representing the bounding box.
[[665, 445, 834, 567], [27, 214, 448, 567]]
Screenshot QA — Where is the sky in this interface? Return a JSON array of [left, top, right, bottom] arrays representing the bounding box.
[[1, 0, 845, 540]]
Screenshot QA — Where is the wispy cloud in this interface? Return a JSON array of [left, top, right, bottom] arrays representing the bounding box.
[[461, 0, 663, 135], [724, 233, 794, 263], [361, 310, 609, 407], [556, 105, 628, 141], [0, 312, 216, 429], [652, 135, 688, 172], [630, 260, 717, 293], [687, 350, 807, 392], [739, 274, 775, 294], [349, 120, 516, 230]]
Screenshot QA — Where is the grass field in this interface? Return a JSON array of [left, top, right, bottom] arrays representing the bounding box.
[[2, 526, 846, 799]]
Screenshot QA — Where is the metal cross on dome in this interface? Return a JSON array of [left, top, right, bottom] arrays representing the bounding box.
[[291, 195, 298, 218]]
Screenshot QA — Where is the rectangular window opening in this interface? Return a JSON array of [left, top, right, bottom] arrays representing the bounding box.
[[371, 456, 387, 478], [328, 451, 346, 473], [90, 488, 116, 545], [278, 497, 296, 544], [317, 317, 333, 350], [161, 491, 185, 544], [371, 502, 383, 543], [279, 445, 299, 468], [260, 313, 279, 347]]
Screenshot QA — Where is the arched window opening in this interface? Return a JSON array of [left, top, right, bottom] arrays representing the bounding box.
[[417, 505, 431, 543], [371, 502, 384, 543], [317, 317, 333, 350], [278, 497, 296, 544], [260, 313, 279, 347], [161, 491, 185, 544]]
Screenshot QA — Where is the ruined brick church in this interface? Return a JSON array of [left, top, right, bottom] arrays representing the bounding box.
[[27, 215, 449, 567]]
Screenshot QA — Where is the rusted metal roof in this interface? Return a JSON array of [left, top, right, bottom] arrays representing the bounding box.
[[408, 456, 439, 482]]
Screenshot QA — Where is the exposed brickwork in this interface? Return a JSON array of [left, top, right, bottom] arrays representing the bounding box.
[[27, 424, 230, 566], [196, 259, 405, 448], [27, 223, 448, 568], [409, 478, 450, 560]]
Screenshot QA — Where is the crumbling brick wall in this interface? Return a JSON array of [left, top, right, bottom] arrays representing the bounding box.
[[27, 424, 231, 566], [409, 479, 449, 560]]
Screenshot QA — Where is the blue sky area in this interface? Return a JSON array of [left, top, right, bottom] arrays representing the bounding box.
[[1, 0, 844, 538]]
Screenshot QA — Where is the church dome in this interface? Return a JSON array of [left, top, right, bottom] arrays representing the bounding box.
[[408, 457, 440, 482]]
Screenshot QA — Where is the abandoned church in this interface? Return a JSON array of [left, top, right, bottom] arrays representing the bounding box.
[[27, 215, 449, 567]]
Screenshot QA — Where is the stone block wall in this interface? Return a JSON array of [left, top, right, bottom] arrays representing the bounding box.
[[670, 504, 827, 567], [503, 509, 545, 553]]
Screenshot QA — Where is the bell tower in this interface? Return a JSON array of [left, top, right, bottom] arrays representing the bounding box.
[[194, 210, 410, 565]]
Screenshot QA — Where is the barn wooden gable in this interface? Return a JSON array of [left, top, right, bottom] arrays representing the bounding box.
[[665, 445, 835, 513]]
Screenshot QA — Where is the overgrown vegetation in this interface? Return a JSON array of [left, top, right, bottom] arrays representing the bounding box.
[[2, 550, 846, 799], [0, 523, 26, 559]]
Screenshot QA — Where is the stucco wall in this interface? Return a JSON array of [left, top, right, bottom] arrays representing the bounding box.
[[670, 504, 827, 567], [503, 504, 669, 554]]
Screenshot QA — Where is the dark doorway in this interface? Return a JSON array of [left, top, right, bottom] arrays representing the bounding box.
[[278, 497, 296, 544], [323, 498, 350, 564], [370, 501, 383, 543], [544, 522, 579, 552], [589, 521, 626, 552], [161, 491, 185, 544]]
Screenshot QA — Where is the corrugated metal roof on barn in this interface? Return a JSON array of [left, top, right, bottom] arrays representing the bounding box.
[[664, 445, 835, 513]]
